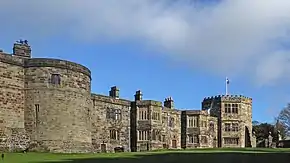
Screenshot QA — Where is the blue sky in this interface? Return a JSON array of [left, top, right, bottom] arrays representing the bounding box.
[[1, 0, 290, 123]]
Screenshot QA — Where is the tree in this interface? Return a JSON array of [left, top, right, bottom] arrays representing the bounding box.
[[276, 103, 290, 138], [252, 122, 277, 142]]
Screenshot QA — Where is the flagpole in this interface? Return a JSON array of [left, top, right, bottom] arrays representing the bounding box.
[[225, 77, 228, 95]]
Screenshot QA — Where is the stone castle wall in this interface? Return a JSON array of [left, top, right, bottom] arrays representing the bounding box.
[[0, 52, 27, 151], [24, 63, 92, 153], [0, 42, 254, 153], [0, 45, 93, 152], [91, 94, 131, 153]]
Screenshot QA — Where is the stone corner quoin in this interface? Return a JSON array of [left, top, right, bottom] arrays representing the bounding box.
[[0, 40, 255, 153]]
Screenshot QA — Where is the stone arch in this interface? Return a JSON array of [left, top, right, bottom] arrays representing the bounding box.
[[245, 126, 252, 147]]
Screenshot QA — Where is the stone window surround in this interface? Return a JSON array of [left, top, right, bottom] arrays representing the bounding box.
[[224, 137, 239, 145], [224, 103, 239, 114], [106, 108, 122, 121], [109, 129, 119, 140], [224, 123, 239, 132], [152, 111, 160, 121], [188, 116, 198, 128], [138, 110, 148, 120], [50, 73, 61, 85], [138, 130, 149, 141], [169, 117, 175, 127], [188, 134, 199, 144]]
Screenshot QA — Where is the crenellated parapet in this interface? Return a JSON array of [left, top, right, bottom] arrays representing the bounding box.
[[203, 95, 252, 104]]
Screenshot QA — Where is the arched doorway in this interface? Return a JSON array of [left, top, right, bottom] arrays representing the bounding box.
[[245, 126, 252, 147]]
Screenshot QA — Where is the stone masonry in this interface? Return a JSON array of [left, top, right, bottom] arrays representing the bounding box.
[[0, 41, 255, 153]]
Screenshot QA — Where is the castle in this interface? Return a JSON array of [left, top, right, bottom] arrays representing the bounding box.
[[0, 41, 256, 153]]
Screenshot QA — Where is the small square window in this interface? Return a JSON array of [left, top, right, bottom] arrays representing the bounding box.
[[51, 74, 61, 85]]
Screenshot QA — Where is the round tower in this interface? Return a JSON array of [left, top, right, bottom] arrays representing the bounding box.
[[24, 58, 92, 153]]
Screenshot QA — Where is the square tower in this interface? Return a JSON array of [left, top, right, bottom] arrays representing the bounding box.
[[202, 95, 253, 148]]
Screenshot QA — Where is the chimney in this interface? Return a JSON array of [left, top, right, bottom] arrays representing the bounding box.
[[134, 90, 143, 101], [109, 86, 119, 98], [13, 39, 31, 58], [164, 97, 174, 109]]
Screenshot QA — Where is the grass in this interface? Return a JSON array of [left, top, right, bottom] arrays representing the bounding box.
[[1, 148, 290, 163]]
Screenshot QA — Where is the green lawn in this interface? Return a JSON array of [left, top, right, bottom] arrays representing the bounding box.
[[1, 148, 290, 163]]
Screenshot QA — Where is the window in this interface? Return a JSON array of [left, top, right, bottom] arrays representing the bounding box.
[[232, 104, 238, 114], [106, 108, 121, 121], [115, 109, 121, 120], [51, 74, 61, 85], [188, 116, 194, 127], [189, 135, 194, 143], [224, 138, 239, 145], [35, 104, 39, 127], [188, 135, 199, 143], [194, 116, 199, 127], [152, 130, 160, 141], [188, 116, 199, 127], [162, 135, 166, 142], [169, 117, 175, 127], [35, 104, 39, 112], [201, 136, 207, 144], [162, 116, 167, 123], [152, 112, 160, 120], [138, 130, 148, 140], [110, 130, 119, 140], [225, 104, 231, 113], [201, 121, 207, 127], [225, 123, 231, 132], [209, 122, 214, 132], [139, 110, 148, 120], [232, 123, 239, 132]]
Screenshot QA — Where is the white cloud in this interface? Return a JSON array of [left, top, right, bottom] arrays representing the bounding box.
[[1, 0, 290, 86]]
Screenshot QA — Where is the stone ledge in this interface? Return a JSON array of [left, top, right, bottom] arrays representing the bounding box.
[[24, 58, 91, 79], [91, 93, 131, 106], [0, 52, 24, 67], [0, 53, 91, 79]]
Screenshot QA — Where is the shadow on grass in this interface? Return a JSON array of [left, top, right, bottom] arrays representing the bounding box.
[[41, 152, 290, 163]]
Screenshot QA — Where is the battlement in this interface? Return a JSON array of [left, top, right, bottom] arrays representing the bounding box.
[[203, 94, 252, 102]]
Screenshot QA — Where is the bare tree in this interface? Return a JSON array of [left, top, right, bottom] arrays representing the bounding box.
[[276, 103, 290, 139]]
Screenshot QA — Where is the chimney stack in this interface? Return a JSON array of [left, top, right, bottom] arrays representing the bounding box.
[[109, 86, 119, 98], [164, 97, 174, 109], [134, 90, 143, 101], [13, 39, 31, 58]]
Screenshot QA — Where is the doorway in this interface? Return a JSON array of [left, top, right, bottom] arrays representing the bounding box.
[[172, 140, 177, 148], [101, 143, 107, 153]]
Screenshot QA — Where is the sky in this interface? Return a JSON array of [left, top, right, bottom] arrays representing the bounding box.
[[1, 0, 290, 123]]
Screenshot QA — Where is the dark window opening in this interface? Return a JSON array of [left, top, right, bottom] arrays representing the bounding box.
[[51, 74, 61, 85]]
